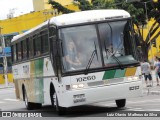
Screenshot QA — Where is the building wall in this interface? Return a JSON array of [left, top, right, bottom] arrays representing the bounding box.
[[44, 0, 52, 10], [0, 9, 55, 84], [0, 9, 54, 35], [0, 74, 13, 84], [32, 0, 80, 12], [139, 19, 160, 61], [33, 0, 45, 11], [54, 0, 76, 6], [0, 0, 79, 84]]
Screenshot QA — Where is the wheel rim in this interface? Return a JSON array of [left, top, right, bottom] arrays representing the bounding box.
[[53, 92, 57, 107], [24, 90, 28, 107], [53, 92, 59, 111]]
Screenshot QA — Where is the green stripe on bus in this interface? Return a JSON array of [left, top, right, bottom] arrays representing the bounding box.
[[114, 69, 126, 78], [34, 58, 44, 103], [103, 70, 116, 80], [35, 59, 44, 77]]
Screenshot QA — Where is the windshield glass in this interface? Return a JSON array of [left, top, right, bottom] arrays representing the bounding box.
[[59, 25, 102, 72], [98, 20, 138, 67], [59, 20, 138, 73]]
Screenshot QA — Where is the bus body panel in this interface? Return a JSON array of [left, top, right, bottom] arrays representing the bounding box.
[[13, 57, 55, 103], [56, 67, 142, 107], [58, 81, 142, 107]]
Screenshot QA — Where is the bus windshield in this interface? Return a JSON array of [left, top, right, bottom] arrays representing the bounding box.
[[59, 25, 102, 72], [59, 19, 138, 72]]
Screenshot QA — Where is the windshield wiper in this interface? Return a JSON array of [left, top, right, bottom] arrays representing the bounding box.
[[85, 41, 98, 74], [104, 41, 124, 70]]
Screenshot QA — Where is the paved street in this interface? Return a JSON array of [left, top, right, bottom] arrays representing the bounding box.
[[0, 78, 160, 119], [0, 70, 160, 119]]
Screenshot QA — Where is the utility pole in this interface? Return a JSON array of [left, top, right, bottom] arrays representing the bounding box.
[[0, 27, 8, 87]]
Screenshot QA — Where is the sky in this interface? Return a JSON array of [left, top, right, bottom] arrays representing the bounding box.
[[0, 0, 34, 20]]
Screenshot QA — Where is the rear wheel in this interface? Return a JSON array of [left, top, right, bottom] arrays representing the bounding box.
[[34, 103, 42, 109], [24, 88, 34, 110], [24, 88, 42, 110], [115, 99, 126, 108]]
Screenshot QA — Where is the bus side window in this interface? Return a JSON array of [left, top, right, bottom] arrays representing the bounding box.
[[41, 29, 49, 53], [13, 45, 17, 62], [11, 45, 14, 62], [49, 27, 56, 36], [17, 42, 22, 61], [29, 37, 34, 58], [49, 27, 56, 51], [35, 34, 41, 56], [22, 40, 27, 59]]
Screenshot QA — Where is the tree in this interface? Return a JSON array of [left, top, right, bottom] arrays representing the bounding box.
[[75, 0, 93, 10], [111, 0, 160, 61], [48, 0, 74, 14], [48, 0, 160, 61]]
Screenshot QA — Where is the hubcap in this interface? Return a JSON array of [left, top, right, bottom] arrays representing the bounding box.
[[24, 91, 28, 106], [53, 93, 57, 107]]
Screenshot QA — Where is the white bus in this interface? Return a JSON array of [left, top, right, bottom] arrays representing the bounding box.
[[11, 9, 142, 115]]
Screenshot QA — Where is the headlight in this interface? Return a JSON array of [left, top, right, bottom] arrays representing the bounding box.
[[72, 84, 84, 89], [78, 84, 84, 88], [133, 76, 138, 80], [128, 77, 132, 81], [72, 85, 78, 89]]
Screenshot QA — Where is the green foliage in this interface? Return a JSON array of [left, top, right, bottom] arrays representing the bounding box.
[[48, 0, 74, 14], [76, 0, 93, 10], [48, 0, 160, 61], [91, 0, 115, 9], [149, 0, 160, 22]]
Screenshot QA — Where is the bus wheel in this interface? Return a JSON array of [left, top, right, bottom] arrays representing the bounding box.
[[51, 92, 66, 115], [34, 103, 42, 109], [24, 89, 34, 110], [115, 99, 126, 108]]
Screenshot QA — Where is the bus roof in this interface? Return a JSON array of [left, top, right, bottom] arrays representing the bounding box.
[[11, 9, 130, 43], [50, 9, 130, 26]]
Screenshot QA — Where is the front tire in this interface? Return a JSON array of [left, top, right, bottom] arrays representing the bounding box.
[[50, 89, 66, 115], [115, 99, 126, 108]]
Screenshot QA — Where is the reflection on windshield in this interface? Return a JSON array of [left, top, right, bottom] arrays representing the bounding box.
[[59, 20, 138, 72], [98, 20, 136, 67], [59, 25, 102, 72]]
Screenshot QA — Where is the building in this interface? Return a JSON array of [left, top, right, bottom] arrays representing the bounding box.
[[33, 0, 79, 12], [0, 0, 80, 84]]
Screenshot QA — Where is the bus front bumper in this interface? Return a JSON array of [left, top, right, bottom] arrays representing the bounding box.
[[58, 81, 142, 107]]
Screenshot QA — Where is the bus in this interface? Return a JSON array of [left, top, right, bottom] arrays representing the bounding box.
[[11, 9, 142, 115]]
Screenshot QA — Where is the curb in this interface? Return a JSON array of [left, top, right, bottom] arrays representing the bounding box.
[[143, 91, 160, 95], [0, 85, 14, 89], [142, 86, 160, 95], [0, 87, 14, 89]]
